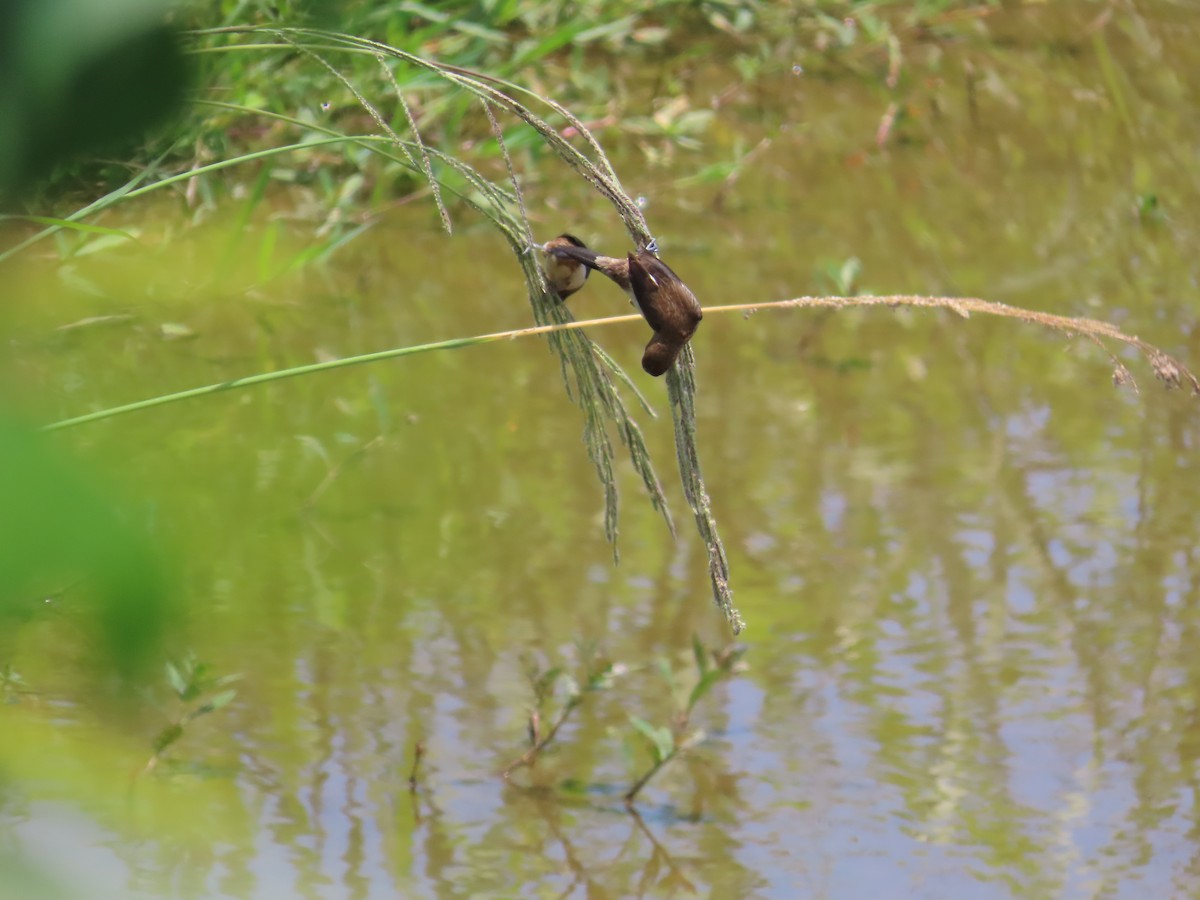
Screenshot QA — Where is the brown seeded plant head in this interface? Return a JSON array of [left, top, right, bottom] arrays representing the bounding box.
[[541, 234, 703, 377]]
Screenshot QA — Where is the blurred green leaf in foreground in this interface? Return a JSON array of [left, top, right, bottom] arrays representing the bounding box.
[[0, 0, 188, 198], [0, 415, 171, 680], [0, 1, 191, 673]]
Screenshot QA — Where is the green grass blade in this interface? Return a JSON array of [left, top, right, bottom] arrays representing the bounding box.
[[1, 217, 137, 239]]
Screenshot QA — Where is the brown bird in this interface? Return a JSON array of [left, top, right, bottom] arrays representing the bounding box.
[[538, 233, 591, 301], [540, 236, 703, 377]]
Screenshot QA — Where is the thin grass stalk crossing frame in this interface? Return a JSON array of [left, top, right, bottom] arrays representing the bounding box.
[[43, 295, 1196, 435], [41, 289, 1199, 630]]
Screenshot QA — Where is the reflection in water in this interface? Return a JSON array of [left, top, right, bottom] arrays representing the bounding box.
[[4, 2, 1200, 897]]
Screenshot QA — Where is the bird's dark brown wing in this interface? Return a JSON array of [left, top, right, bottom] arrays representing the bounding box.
[[627, 251, 703, 337]]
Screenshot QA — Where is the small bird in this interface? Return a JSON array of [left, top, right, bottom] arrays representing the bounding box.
[[538, 233, 591, 301], [540, 235, 703, 377]]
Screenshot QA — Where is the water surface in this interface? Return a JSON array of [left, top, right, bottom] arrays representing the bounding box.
[[3, 3, 1200, 898]]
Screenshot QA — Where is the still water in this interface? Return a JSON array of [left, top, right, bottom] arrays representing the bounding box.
[[4, 3, 1200, 898]]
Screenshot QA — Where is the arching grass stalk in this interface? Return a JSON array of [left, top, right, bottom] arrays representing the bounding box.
[[186, 27, 677, 565]]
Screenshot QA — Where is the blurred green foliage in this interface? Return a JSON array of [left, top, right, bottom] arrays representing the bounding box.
[[0, 0, 189, 678], [176, 0, 1000, 203], [0, 0, 188, 199], [0, 416, 170, 680]]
